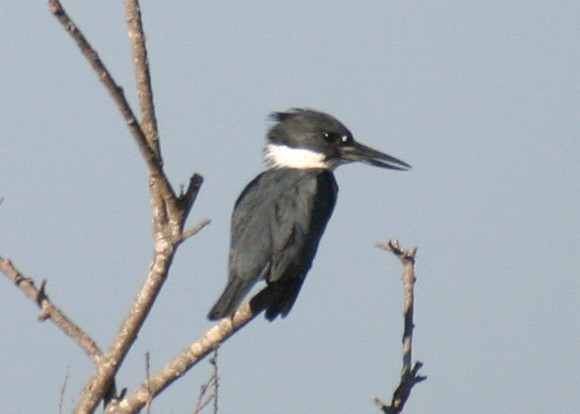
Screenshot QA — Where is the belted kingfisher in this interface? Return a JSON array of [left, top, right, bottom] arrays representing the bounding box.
[[208, 109, 410, 321]]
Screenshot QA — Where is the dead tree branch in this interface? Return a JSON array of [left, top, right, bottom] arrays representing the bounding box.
[[372, 240, 426, 414], [48, 0, 164, 181], [0, 258, 103, 364], [105, 286, 283, 413], [45, 0, 209, 412], [124, 0, 160, 157]]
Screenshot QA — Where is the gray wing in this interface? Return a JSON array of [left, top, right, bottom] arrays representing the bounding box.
[[208, 169, 337, 320], [207, 171, 275, 320]]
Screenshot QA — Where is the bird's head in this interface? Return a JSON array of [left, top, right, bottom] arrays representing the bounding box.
[[265, 108, 411, 171]]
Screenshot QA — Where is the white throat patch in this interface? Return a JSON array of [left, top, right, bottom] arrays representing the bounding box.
[[265, 143, 330, 169]]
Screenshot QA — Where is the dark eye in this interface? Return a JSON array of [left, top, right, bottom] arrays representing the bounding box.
[[323, 132, 349, 144], [322, 132, 338, 143]]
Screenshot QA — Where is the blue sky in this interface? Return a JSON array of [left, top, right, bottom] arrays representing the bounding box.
[[1, 2, 579, 413]]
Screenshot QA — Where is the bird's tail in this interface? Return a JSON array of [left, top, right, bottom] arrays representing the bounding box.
[[207, 278, 252, 320], [246, 277, 304, 321]]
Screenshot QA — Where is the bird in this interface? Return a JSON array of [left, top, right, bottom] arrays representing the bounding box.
[[207, 108, 410, 321]]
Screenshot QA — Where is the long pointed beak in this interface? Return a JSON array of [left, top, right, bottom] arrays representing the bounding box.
[[339, 141, 411, 171]]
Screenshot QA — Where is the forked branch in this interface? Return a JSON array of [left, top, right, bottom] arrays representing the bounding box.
[[372, 240, 426, 413], [45, 1, 208, 412], [105, 286, 284, 413], [48, 0, 163, 178]]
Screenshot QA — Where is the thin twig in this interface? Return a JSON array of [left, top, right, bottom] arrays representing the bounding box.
[[192, 350, 219, 414], [145, 352, 152, 414], [58, 366, 70, 414], [372, 240, 426, 414], [212, 350, 219, 414], [179, 219, 212, 243], [0, 258, 103, 364]]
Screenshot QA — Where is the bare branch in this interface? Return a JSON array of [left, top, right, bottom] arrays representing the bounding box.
[[58, 366, 70, 414], [77, 244, 178, 413], [44, 1, 225, 411], [47, 0, 176, 208], [178, 174, 205, 226], [108, 304, 255, 413], [44, 1, 207, 411], [105, 285, 285, 413], [125, 0, 160, 157], [211, 351, 219, 414], [80, 215, 209, 413], [372, 240, 426, 414], [179, 219, 212, 243], [192, 350, 219, 414], [0, 258, 103, 364], [123, 0, 175, 236], [144, 352, 153, 414], [77, 210, 208, 412]]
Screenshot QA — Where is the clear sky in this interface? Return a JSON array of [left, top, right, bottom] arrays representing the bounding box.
[[1, 2, 579, 413]]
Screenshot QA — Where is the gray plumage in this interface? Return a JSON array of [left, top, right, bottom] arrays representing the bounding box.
[[208, 168, 336, 320]]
